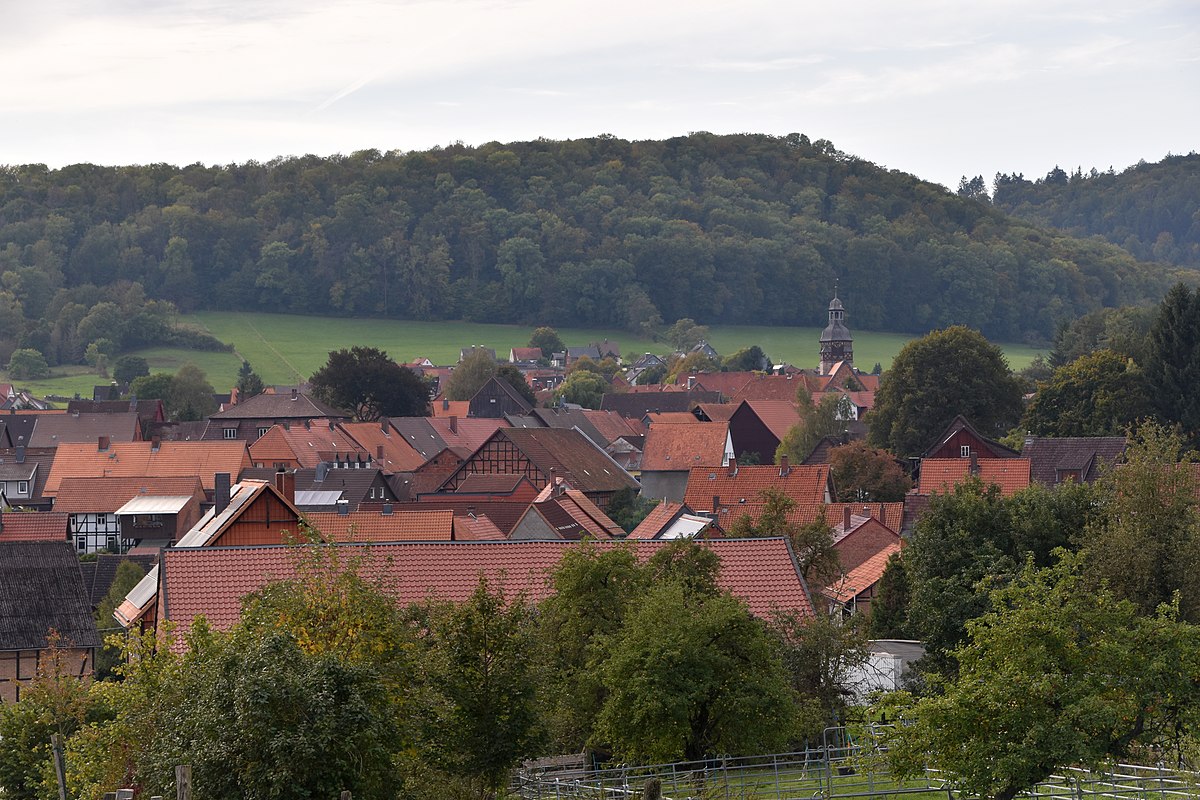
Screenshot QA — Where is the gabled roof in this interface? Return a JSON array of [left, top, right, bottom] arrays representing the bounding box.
[[0, 512, 69, 543], [683, 464, 832, 525], [44, 441, 251, 496], [675, 371, 758, 398], [210, 391, 349, 420], [922, 414, 1021, 459], [410, 497, 530, 535], [1022, 436, 1127, 485], [176, 480, 302, 548], [510, 347, 543, 362], [248, 424, 369, 469], [453, 474, 535, 495], [452, 514, 507, 541], [918, 458, 1032, 497], [28, 412, 142, 447], [0, 413, 53, 449], [339, 420, 428, 473], [427, 417, 509, 454], [825, 542, 902, 604], [641, 422, 731, 472], [599, 390, 722, 419], [304, 509, 456, 542], [447, 428, 639, 495], [241, 466, 397, 511], [522, 407, 610, 447], [627, 501, 714, 540], [692, 403, 740, 422], [430, 399, 470, 418], [53, 476, 205, 514], [0, 541, 100, 651], [154, 537, 815, 633], [731, 375, 816, 405], [825, 503, 905, 534], [517, 481, 625, 540], [470, 376, 534, 415], [736, 400, 802, 441], [0, 447, 56, 503]]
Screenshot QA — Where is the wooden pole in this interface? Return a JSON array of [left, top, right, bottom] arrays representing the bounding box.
[[339, 792, 352, 800], [175, 765, 192, 800], [50, 734, 67, 800]]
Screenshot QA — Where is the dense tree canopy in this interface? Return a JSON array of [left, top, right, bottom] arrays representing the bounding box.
[[867, 326, 1025, 458], [309, 346, 430, 420], [1021, 349, 1153, 437], [1144, 283, 1200, 443], [0, 135, 1181, 347], [828, 441, 912, 502]]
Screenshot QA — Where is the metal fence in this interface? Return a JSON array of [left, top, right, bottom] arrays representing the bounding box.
[[510, 728, 1200, 800]]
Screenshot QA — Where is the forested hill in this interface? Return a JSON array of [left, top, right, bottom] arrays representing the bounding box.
[[0, 133, 1184, 345], [992, 153, 1200, 270]]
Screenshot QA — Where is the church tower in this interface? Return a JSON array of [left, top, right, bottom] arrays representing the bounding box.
[[819, 286, 853, 375]]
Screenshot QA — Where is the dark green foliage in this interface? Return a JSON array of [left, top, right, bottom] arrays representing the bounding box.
[[443, 350, 496, 401], [664, 318, 710, 351], [1144, 283, 1200, 443], [128, 372, 173, 402], [7, 348, 49, 379], [1022, 349, 1152, 437], [867, 326, 1025, 458], [0, 136, 1173, 341], [769, 611, 869, 740], [235, 360, 265, 399], [829, 440, 912, 502], [529, 326, 564, 359], [868, 553, 911, 639], [166, 363, 216, 421], [496, 363, 536, 406], [554, 370, 607, 409], [94, 560, 147, 680], [993, 154, 1200, 269], [309, 346, 429, 420], [722, 344, 770, 371], [1048, 305, 1155, 367], [112, 354, 149, 386], [606, 487, 659, 533]]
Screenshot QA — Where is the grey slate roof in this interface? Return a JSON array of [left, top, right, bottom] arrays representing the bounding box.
[[0, 541, 100, 651], [599, 390, 722, 419], [209, 391, 349, 420], [1022, 436, 1127, 486]]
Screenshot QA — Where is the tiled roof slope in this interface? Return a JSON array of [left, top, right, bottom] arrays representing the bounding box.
[[29, 413, 141, 447], [339, 421, 427, 473], [599, 390, 722, 419], [0, 512, 69, 543], [158, 538, 814, 632], [642, 422, 730, 472], [741, 400, 802, 440], [627, 501, 687, 540], [44, 441, 250, 496], [731, 375, 815, 405], [53, 476, 204, 514], [683, 464, 831, 523], [825, 542, 902, 604], [476, 428, 639, 494], [0, 541, 100, 650], [676, 371, 758, 397], [409, 498, 530, 535], [86, 554, 156, 607], [304, 509, 456, 542], [210, 391, 349, 420], [1022, 436, 1126, 485], [918, 458, 1031, 497]]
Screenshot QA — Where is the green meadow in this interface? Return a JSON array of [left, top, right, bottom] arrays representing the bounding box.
[[11, 311, 1043, 401]]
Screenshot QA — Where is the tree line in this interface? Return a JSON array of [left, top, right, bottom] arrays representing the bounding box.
[[0, 134, 1184, 356]]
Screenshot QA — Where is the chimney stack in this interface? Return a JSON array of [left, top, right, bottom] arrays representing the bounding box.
[[98, 435, 110, 452], [150, 435, 161, 452], [14, 446, 24, 464], [274, 468, 295, 504], [712, 494, 720, 514], [449, 415, 458, 434], [214, 472, 231, 515], [376, 444, 384, 460], [380, 416, 389, 434], [969, 450, 980, 476], [290, 387, 298, 400], [779, 454, 790, 477], [843, 505, 852, 531], [336, 499, 349, 516]]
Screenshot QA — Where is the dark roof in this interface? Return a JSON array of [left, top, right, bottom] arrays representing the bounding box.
[[390, 418, 449, 460], [0, 447, 57, 504], [600, 390, 722, 419], [28, 413, 141, 447], [0, 541, 100, 651], [66, 399, 166, 424], [0, 413, 40, 449], [525, 408, 611, 447], [1022, 436, 1127, 485], [489, 428, 639, 494], [210, 391, 349, 420], [241, 467, 398, 510], [85, 554, 156, 608]]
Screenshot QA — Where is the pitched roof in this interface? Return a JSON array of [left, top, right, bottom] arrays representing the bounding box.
[[430, 399, 470, 418], [156, 537, 815, 633], [641, 422, 731, 472], [210, 391, 349, 420], [28, 412, 142, 447], [731, 375, 814, 404], [175, 480, 302, 548], [599, 390, 722, 419], [410, 497, 531, 535], [427, 417, 508, 454], [693, 403, 740, 422], [248, 424, 369, 468], [644, 412, 703, 425], [922, 414, 1021, 459], [824, 502, 905, 533], [304, 509, 456, 542], [452, 514, 508, 541], [683, 464, 831, 525], [0, 512, 69, 543], [453, 474, 533, 495], [0, 447, 56, 502], [53, 476, 205, 514], [510, 347, 543, 362], [450, 428, 639, 495], [1022, 436, 1127, 485], [626, 501, 714, 540], [339, 420, 428, 473], [918, 458, 1032, 497], [675, 371, 758, 397], [825, 542, 903, 604], [739, 400, 802, 441], [85, 554, 156, 607], [0, 541, 100, 650], [519, 482, 625, 540], [44, 440, 250, 496]]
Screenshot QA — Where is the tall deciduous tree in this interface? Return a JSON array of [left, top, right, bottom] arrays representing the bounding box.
[[1022, 349, 1152, 437], [868, 326, 1024, 458], [443, 350, 497, 401], [554, 370, 607, 409], [166, 362, 216, 421], [829, 441, 911, 502], [309, 346, 429, 420], [529, 326, 564, 360]]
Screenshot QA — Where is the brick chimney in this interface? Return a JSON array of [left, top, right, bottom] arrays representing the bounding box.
[[779, 454, 790, 477], [843, 505, 852, 531], [98, 435, 110, 451], [150, 435, 161, 452], [376, 444, 384, 461], [214, 472, 231, 515], [274, 468, 295, 504], [449, 415, 458, 434], [969, 450, 980, 477]]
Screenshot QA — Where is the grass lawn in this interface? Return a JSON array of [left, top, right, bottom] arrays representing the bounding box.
[[5, 312, 1044, 401]]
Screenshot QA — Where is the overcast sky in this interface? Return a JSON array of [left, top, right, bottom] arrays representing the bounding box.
[[3, 0, 1196, 190]]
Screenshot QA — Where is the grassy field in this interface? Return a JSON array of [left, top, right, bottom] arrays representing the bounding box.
[[6, 311, 1043, 401]]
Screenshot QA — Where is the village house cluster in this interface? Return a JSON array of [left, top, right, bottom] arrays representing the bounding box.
[[0, 295, 1128, 704]]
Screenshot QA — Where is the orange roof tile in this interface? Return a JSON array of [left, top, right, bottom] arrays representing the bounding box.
[[53, 476, 205, 514], [825, 542, 902, 603], [248, 424, 369, 469], [305, 509, 455, 542], [675, 371, 758, 397], [579, 410, 643, 443], [627, 501, 687, 540], [0, 512, 69, 542], [683, 464, 831, 524], [427, 417, 509, 454], [453, 514, 508, 541], [339, 421, 428, 473], [918, 458, 1032, 497], [157, 537, 815, 634], [821, 502, 905, 533], [641, 422, 731, 472], [430, 400, 470, 418], [731, 374, 817, 404], [44, 441, 251, 496], [741, 400, 802, 440]]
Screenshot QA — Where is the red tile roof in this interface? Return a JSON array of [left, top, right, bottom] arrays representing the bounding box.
[[453, 515, 507, 541], [53, 476, 205, 514], [430, 400, 470, 418], [427, 417, 509, 454], [918, 458, 1032, 497], [157, 537, 815, 633], [731, 375, 816, 404], [248, 424, 369, 469], [409, 498, 531, 535], [44, 441, 251, 496], [0, 512, 69, 542], [339, 422, 429, 473], [740, 400, 802, 441], [676, 371, 758, 398], [641, 422, 731, 472], [683, 465, 831, 525], [822, 502, 905, 533], [627, 501, 686, 540], [824, 542, 902, 604], [304, 509, 455, 542]]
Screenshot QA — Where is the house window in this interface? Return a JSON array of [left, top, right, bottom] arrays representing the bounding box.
[[17, 481, 28, 495], [223, 428, 238, 439], [75, 536, 87, 553], [258, 427, 270, 438], [960, 445, 971, 458], [105, 535, 118, 552]]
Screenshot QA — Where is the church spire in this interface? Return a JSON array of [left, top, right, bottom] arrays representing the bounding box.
[[819, 284, 853, 375]]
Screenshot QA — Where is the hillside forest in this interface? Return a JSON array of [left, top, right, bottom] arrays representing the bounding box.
[[0, 134, 1189, 372]]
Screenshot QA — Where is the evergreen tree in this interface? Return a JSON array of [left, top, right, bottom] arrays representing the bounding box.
[[236, 360, 265, 399], [1144, 283, 1200, 442]]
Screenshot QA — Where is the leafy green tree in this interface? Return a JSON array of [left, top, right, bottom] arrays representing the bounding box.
[[635, 363, 666, 385], [554, 370, 607, 409], [166, 362, 216, 421], [444, 349, 497, 401], [529, 326, 565, 359], [868, 553, 912, 639], [726, 489, 840, 587], [84, 338, 115, 377], [1048, 305, 1156, 367], [867, 326, 1024, 458], [1080, 423, 1200, 620], [6, 348, 49, 380], [93, 560, 147, 680], [1144, 283, 1200, 443], [496, 363, 536, 406], [829, 441, 911, 501], [665, 351, 719, 382], [1022, 349, 1152, 436], [605, 488, 659, 533], [235, 360, 265, 399], [419, 578, 541, 796], [663, 318, 709, 351], [112, 354, 149, 387], [309, 346, 429, 419], [776, 391, 851, 464], [769, 610, 869, 739], [722, 345, 770, 372], [128, 372, 174, 402], [887, 555, 1200, 800], [594, 581, 797, 762]]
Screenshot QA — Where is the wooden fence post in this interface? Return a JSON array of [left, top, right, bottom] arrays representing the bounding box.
[[175, 765, 192, 800]]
